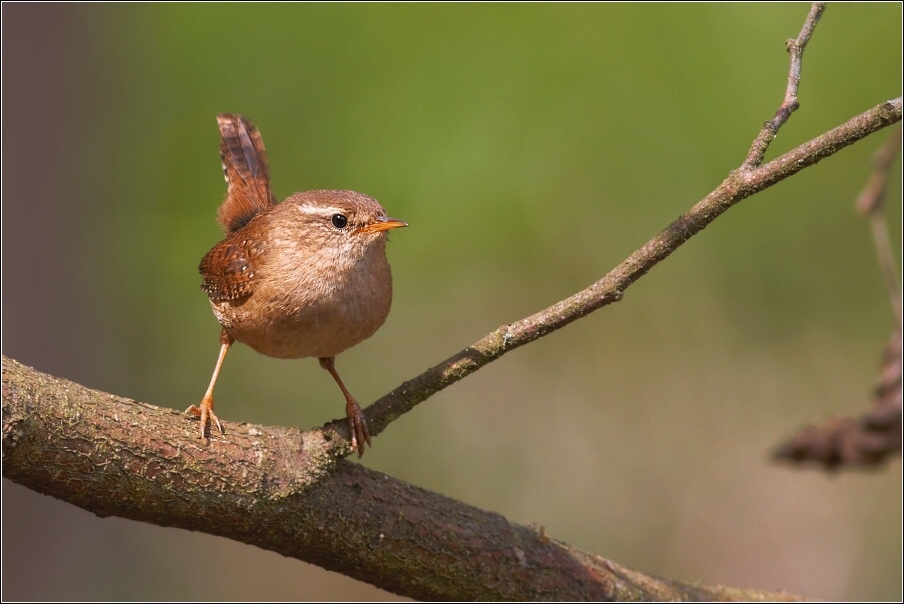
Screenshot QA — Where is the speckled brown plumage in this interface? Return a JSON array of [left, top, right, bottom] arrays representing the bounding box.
[[187, 114, 406, 455], [216, 113, 277, 233]]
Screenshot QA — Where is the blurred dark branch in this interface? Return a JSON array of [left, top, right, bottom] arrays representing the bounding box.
[[743, 2, 826, 169], [366, 98, 903, 439], [1, 357, 802, 602], [774, 329, 902, 469], [856, 126, 903, 327], [774, 128, 903, 470], [2, 5, 900, 599], [3, 103, 895, 604], [856, 126, 902, 215]]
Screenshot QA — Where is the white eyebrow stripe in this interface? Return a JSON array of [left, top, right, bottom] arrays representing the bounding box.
[[295, 204, 344, 216]]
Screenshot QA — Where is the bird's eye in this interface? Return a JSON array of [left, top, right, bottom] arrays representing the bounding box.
[[331, 214, 348, 229]]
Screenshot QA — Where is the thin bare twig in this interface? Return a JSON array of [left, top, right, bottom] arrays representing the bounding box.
[[2, 4, 900, 597], [743, 2, 826, 169], [363, 2, 844, 441], [856, 126, 902, 215], [365, 97, 902, 441], [870, 216, 902, 328], [857, 126, 903, 326]]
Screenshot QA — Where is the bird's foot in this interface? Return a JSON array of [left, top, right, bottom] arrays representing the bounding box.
[[345, 399, 372, 458], [185, 395, 224, 439]]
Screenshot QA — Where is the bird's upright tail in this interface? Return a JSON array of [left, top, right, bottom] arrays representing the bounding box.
[[215, 113, 278, 234]]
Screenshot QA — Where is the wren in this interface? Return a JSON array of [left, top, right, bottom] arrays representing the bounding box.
[[186, 114, 406, 456]]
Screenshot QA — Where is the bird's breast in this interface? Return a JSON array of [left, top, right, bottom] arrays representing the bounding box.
[[211, 241, 394, 359]]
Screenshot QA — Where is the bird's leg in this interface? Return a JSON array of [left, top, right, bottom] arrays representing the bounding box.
[[319, 356, 371, 457], [186, 329, 234, 438]]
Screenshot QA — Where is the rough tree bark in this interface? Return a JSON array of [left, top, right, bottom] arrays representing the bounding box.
[[2, 357, 801, 602], [3, 3, 901, 600], [3, 96, 900, 600]]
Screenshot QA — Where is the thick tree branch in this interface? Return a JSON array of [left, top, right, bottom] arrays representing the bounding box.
[[2, 357, 802, 601], [3, 5, 900, 599]]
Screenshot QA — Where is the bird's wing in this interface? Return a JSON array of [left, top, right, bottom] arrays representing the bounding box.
[[215, 113, 278, 234], [199, 236, 265, 302]]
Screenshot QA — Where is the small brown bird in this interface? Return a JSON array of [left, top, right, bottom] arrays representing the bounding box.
[[186, 114, 406, 455]]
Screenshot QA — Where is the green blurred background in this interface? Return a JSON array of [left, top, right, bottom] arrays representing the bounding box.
[[2, 3, 901, 601]]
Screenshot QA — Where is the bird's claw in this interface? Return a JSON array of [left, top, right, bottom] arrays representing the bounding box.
[[346, 400, 372, 458], [185, 397, 224, 439]]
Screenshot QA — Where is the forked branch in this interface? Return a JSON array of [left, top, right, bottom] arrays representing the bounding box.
[[3, 4, 901, 600], [365, 98, 902, 440], [363, 2, 897, 440], [743, 2, 826, 169]]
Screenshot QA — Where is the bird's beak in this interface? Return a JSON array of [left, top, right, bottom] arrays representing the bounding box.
[[354, 217, 408, 235]]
